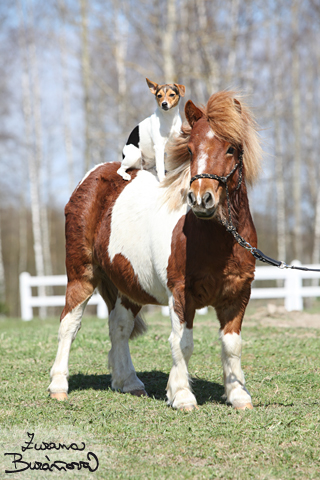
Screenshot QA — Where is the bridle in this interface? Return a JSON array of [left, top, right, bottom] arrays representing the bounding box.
[[189, 148, 320, 272], [189, 149, 243, 191], [190, 149, 246, 248]]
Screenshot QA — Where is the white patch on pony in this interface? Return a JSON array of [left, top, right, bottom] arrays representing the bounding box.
[[219, 330, 252, 408], [76, 163, 106, 190], [166, 295, 197, 409], [206, 130, 214, 139], [108, 297, 145, 392], [48, 299, 90, 395], [197, 150, 209, 174], [108, 170, 187, 305]]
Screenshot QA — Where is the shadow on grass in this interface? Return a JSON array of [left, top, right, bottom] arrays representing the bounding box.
[[69, 370, 225, 405]]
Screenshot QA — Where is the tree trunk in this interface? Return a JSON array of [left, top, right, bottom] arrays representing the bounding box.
[[114, 1, 128, 159], [18, 0, 46, 317], [0, 215, 6, 305], [58, 0, 75, 194], [273, 21, 286, 263], [291, 0, 302, 260], [80, 0, 91, 173], [162, 0, 176, 82]]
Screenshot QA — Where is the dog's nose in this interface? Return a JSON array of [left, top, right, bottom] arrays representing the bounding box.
[[162, 101, 168, 109]]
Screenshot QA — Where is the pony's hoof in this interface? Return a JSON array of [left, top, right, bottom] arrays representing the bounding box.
[[50, 392, 68, 401], [178, 404, 199, 412], [129, 389, 148, 397], [235, 403, 253, 410]]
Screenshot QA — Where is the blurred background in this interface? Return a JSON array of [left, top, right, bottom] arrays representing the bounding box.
[[0, 0, 319, 317]]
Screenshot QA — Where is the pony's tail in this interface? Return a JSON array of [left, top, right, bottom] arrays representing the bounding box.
[[130, 313, 148, 339]]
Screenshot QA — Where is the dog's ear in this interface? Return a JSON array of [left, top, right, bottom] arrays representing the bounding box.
[[185, 100, 203, 126], [146, 78, 158, 94], [174, 83, 186, 97]]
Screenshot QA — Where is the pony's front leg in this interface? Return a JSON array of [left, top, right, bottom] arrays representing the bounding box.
[[166, 295, 197, 410], [108, 297, 146, 396], [217, 299, 253, 410]]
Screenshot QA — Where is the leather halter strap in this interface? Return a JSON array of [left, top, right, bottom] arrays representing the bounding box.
[[189, 149, 244, 190]]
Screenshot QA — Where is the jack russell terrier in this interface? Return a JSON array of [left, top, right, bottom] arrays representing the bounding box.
[[117, 78, 186, 182]]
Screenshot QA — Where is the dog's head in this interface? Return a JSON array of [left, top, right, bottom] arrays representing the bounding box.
[[146, 78, 185, 111]]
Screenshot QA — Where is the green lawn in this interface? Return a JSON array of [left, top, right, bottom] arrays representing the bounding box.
[[0, 309, 319, 479]]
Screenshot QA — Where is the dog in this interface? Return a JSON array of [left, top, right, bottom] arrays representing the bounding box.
[[117, 78, 186, 182]]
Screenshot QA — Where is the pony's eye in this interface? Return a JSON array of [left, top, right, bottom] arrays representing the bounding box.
[[187, 147, 192, 156], [226, 146, 235, 155]]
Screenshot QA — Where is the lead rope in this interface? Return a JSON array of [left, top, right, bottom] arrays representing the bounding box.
[[190, 150, 320, 273]]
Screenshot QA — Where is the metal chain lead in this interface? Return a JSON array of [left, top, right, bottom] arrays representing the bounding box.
[[189, 149, 320, 272]]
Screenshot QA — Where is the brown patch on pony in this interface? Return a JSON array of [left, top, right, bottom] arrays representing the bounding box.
[[86, 164, 160, 308], [62, 162, 155, 325], [108, 253, 159, 306], [167, 186, 257, 333], [162, 91, 262, 211], [120, 296, 148, 339]]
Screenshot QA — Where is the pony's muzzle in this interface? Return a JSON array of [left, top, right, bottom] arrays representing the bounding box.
[[187, 189, 217, 218]]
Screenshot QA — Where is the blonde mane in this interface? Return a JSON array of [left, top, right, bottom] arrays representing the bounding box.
[[162, 91, 262, 211]]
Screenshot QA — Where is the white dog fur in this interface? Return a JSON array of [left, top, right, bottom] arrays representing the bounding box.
[[117, 78, 186, 182]]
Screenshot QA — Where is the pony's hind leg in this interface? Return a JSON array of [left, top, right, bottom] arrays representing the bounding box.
[[48, 280, 94, 400], [166, 295, 197, 411], [108, 297, 147, 396]]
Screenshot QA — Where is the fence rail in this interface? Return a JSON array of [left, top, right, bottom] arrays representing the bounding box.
[[19, 272, 108, 321], [19, 261, 320, 320]]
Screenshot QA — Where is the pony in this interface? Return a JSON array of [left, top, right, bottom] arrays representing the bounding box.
[[49, 91, 262, 411]]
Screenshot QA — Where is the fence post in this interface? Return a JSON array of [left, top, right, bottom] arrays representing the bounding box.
[[20, 272, 33, 321], [284, 260, 303, 311]]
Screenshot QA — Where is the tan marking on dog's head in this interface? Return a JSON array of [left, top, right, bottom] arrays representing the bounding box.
[[146, 78, 186, 111]]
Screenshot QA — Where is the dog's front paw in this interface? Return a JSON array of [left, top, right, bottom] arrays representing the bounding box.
[[117, 168, 131, 181]]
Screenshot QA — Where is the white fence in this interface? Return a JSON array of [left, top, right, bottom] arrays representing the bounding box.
[[251, 261, 320, 311], [19, 272, 108, 321], [19, 261, 320, 320]]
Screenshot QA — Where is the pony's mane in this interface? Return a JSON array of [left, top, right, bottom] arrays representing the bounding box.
[[162, 91, 262, 211]]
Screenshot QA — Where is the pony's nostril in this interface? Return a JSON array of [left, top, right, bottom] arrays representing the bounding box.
[[187, 191, 196, 206], [202, 192, 215, 209]]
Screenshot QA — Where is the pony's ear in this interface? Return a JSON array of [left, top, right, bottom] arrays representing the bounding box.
[[174, 83, 186, 97], [234, 98, 242, 114], [146, 78, 158, 94], [185, 100, 203, 126]]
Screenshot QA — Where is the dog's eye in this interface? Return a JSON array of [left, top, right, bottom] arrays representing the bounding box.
[[157, 94, 162, 98], [169, 93, 175, 97], [226, 146, 235, 155]]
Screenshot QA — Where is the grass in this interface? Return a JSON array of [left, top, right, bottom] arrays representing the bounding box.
[[0, 309, 320, 479]]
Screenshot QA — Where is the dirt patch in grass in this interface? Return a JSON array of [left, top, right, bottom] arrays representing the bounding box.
[[245, 305, 320, 329]]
